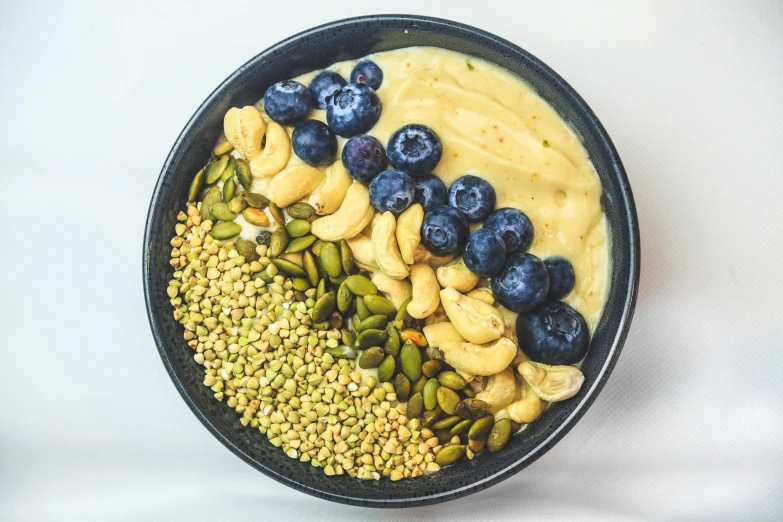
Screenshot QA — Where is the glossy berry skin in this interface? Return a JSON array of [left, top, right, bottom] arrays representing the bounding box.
[[309, 71, 346, 109], [369, 170, 415, 214], [463, 229, 506, 277], [387, 125, 443, 177], [484, 207, 534, 253], [447, 175, 496, 222], [342, 134, 387, 183], [491, 252, 550, 313], [544, 257, 576, 299], [413, 175, 447, 213], [263, 80, 312, 125], [420, 206, 470, 256], [292, 120, 337, 166], [350, 61, 383, 90], [327, 83, 382, 138], [516, 300, 589, 365]]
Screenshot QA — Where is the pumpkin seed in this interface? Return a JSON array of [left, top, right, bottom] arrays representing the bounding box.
[[339, 239, 355, 274], [425, 346, 442, 361], [435, 444, 466, 466], [256, 230, 272, 246], [286, 202, 315, 219], [235, 159, 252, 189], [509, 420, 523, 434], [430, 415, 462, 431], [272, 258, 306, 278], [392, 373, 410, 401], [244, 192, 270, 209], [313, 252, 328, 281], [268, 227, 289, 257], [311, 239, 324, 256], [450, 418, 473, 436], [406, 392, 424, 418], [487, 418, 511, 452], [438, 371, 467, 391], [285, 219, 311, 238], [329, 311, 343, 329], [422, 360, 442, 378], [337, 280, 353, 313], [243, 208, 270, 227], [320, 242, 342, 278], [344, 275, 376, 296], [220, 157, 236, 182], [236, 238, 258, 262], [411, 375, 427, 396], [209, 221, 241, 240], [394, 297, 412, 329], [214, 139, 233, 156], [385, 324, 401, 357], [311, 291, 336, 323], [423, 378, 439, 411], [376, 355, 396, 382], [421, 406, 443, 427], [222, 178, 235, 202], [285, 235, 316, 253], [292, 277, 311, 291], [269, 203, 286, 226], [400, 341, 423, 382], [355, 329, 387, 350], [462, 387, 475, 398], [325, 345, 359, 359], [228, 195, 247, 213], [437, 387, 460, 415], [316, 279, 326, 300], [200, 186, 222, 222], [468, 415, 494, 441], [364, 295, 396, 318], [340, 329, 355, 347], [357, 315, 388, 333], [302, 251, 319, 286], [436, 430, 453, 444], [401, 329, 427, 347], [210, 202, 237, 221], [455, 399, 489, 420], [187, 169, 205, 202], [205, 155, 229, 184], [358, 346, 385, 369], [330, 274, 347, 287]]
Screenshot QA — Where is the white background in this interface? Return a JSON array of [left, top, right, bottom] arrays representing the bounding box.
[[1, 1, 781, 520]]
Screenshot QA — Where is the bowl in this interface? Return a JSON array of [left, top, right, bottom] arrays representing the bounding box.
[[143, 14, 640, 507]]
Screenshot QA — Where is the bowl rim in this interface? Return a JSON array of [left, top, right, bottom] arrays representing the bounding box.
[[143, 13, 640, 507]]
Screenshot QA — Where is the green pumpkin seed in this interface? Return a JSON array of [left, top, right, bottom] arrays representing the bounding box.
[[214, 139, 233, 156], [468, 415, 494, 441], [385, 324, 401, 356], [285, 235, 316, 253], [272, 258, 306, 278], [438, 371, 467, 391], [228, 195, 247, 213], [364, 294, 396, 318], [243, 208, 270, 227], [400, 341, 423, 382], [256, 230, 272, 246], [422, 360, 442, 378], [344, 275, 377, 296], [330, 274, 347, 288], [358, 346, 385, 369], [313, 252, 328, 281], [286, 202, 315, 219], [302, 251, 319, 286], [200, 186, 222, 222], [244, 192, 270, 209], [462, 387, 475, 398], [430, 415, 462, 431], [455, 399, 489, 420], [329, 310, 343, 329], [468, 439, 485, 454], [436, 430, 453, 444], [269, 203, 286, 226], [325, 345, 359, 359], [316, 279, 326, 300], [336, 281, 352, 314], [423, 378, 440, 411], [209, 221, 242, 240], [222, 177, 236, 203], [394, 297, 412, 329], [376, 355, 396, 382], [437, 387, 461, 415], [355, 329, 387, 350], [340, 239, 355, 274], [487, 418, 511, 452], [268, 227, 289, 258], [236, 238, 258, 262], [187, 169, 205, 202], [356, 315, 389, 333], [220, 157, 236, 182], [450, 418, 473, 436], [311, 291, 336, 323], [509, 420, 522, 434], [394, 373, 411, 401], [235, 159, 252, 190], [340, 329, 356, 347], [205, 155, 229, 184], [210, 202, 237, 221], [292, 277, 311, 291], [425, 346, 442, 361], [435, 444, 466, 466], [355, 296, 371, 321], [311, 239, 324, 256], [421, 406, 443, 427], [411, 375, 427, 396], [285, 219, 311, 238], [319, 242, 342, 278], [406, 392, 424, 418]]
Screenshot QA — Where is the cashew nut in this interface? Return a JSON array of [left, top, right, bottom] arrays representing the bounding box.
[[475, 367, 517, 414], [396, 204, 424, 264], [249, 120, 291, 177], [224, 106, 266, 160], [507, 378, 547, 423], [440, 287, 504, 344], [268, 164, 323, 208], [311, 183, 374, 241], [372, 212, 409, 280], [413, 244, 455, 268], [407, 263, 440, 319], [347, 234, 379, 272], [436, 258, 480, 292], [466, 287, 494, 305], [517, 361, 585, 402], [371, 273, 411, 309], [457, 370, 475, 384], [439, 337, 517, 376], [422, 322, 465, 349], [308, 160, 352, 215], [424, 304, 448, 326]]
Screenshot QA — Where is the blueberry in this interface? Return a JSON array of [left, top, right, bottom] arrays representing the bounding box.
[[413, 175, 447, 212], [263, 80, 312, 125], [484, 208, 534, 253], [491, 253, 549, 313], [327, 83, 382, 138], [292, 120, 337, 166], [544, 257, 575, 299], [420, 206, 470, 256], [463, 229, 507, 277], [516, 300, 589, 365], [350, 61, 383, 90], [309, 71, 346, 110], [342, 134, 387, 183], [387, 125, 443, 177], [447, 175, 496, 222], [369, 170, 415, 214]]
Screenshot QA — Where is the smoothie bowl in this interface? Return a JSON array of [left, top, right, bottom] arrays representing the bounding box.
[[143, 15, 639, 506]]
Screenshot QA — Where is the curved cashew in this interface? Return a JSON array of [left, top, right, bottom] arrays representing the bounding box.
[[371, 273, 411, 309], [424, 304, 448, 326], [268, 164, 323, 208], [372, 212, 409, 280], [517, 361, 585, 402], [422, 322, 465, 349], [224, 106, 265, 160], [440, 287, 504, 344], [249, 121, 291, 177], [362, 211, 384, 238], [396, 204, 424, 264], [347, 234, 379, 272], [457, 370, 475, 383], [413, 244, 455, 268], [436, 258, 480, 293], [475, 367, 517, 414], [311, 183, 374, 241], [507, 379, 547, 423], [308, 160, 352, 215], [439, 337, 517, 376], [407, 263, 440, 319], [467, 287, 494, 305]]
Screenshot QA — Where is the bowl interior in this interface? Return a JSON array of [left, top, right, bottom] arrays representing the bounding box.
[[143, 15, 639, 507]]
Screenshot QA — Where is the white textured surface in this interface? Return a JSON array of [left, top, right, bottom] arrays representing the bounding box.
[[1, 1, 782, 520]]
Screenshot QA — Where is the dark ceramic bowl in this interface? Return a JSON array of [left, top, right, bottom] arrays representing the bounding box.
[[143, 14, 640, 507]]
